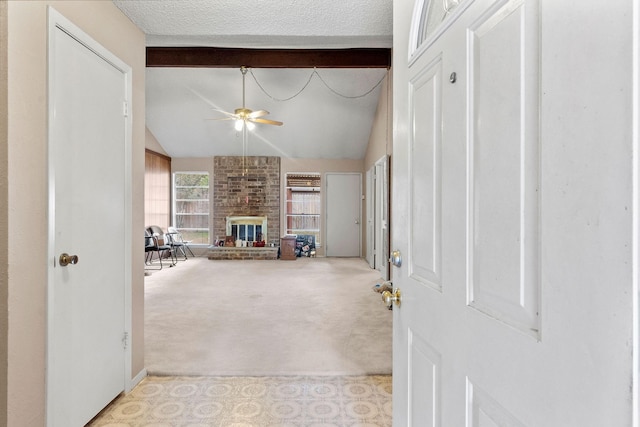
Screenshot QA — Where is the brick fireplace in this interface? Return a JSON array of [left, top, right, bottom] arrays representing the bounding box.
[[212, 156, 280, 247]]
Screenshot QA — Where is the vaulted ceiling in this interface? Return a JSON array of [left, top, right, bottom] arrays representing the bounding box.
[[112, 0, 393, 159]]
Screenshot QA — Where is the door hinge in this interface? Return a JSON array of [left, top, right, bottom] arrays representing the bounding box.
[[123, 101, 129, 117], [122, 332, 129, 349]]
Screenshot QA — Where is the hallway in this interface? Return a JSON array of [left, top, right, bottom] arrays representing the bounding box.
[[87, 256, 392, 426]]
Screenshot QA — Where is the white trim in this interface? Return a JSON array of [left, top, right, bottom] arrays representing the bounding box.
[[129, 368, 148, 392], [633, 0, 640, 423], [46, 6, 133, 423]]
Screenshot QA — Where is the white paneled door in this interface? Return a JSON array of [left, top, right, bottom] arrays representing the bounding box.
[[325, 173, 362, 257], [392, 0, 634, 426], [47, 9, 131, 426]]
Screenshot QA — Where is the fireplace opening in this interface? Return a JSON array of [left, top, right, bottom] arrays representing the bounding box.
[[226, 216, 268, 242]]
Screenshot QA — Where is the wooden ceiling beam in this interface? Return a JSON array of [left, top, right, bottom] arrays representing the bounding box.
[[146, 47, 391, 68]]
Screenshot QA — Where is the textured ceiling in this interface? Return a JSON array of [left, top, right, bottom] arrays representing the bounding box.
[[113, 0, 393, 159], [113, 0, 392, 48]]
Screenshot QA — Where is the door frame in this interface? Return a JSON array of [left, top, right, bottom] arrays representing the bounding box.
[[375, 155, 390, 280], [46, 6, 133, 418], [366, 156, 390, 278], [633, 1, 640, 424]]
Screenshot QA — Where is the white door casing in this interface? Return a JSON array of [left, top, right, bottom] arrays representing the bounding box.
[[325, 173, 362, 257], [47, 8, 132, 426], [376, 155, 390, 280], [392, 0, 634, 426], [367, 157, 390, 277]]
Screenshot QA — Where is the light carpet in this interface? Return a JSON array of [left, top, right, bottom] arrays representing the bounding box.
[[145, 256, 392, 376]]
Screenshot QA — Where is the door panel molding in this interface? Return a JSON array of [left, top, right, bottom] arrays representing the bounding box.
[[409, 56, 443, 292], [408, 329, 441, 427], [466, 379, 526, 427], [466, 0, 540, 337]]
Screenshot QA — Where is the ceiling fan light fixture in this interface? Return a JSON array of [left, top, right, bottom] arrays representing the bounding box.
[[208, 66, 283, 132]]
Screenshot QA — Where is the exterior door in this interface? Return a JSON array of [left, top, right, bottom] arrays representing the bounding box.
[[392, 0, 633, 426], [325, 173, 361, 257], [47, 9, 131, 426]]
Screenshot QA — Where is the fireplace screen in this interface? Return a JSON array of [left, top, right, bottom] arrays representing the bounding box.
[[232, 224, 262, 241]]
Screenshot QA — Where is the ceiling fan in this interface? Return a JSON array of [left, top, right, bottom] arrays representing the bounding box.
[[211, 66, 283, 131]]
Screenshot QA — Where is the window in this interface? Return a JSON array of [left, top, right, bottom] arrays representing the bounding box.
[[173, 172, 209, 244], [285, 173, 321, 245]]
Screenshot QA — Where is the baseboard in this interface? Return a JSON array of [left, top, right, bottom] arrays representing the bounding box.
[[129, 368, 147, 391]]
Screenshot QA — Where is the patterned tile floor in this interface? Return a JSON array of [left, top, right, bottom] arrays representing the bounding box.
[[87, 375, 392, 427]]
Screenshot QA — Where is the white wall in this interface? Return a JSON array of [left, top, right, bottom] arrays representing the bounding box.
[[0, 1, 8, 421]]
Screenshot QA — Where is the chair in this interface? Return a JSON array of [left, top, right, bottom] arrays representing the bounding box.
[[145, 226, 176, 269], [166, 226, 194, 260]]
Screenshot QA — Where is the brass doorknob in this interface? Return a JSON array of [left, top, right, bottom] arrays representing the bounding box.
[[382, 288, 401, 309], [59, 253, 79, 266], [389, 250, 402, 267]]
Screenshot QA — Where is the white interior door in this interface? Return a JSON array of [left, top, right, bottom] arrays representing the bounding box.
[[392, 0, 633, 426], [47, 9, 131, 426], [366, 167, 375, 267], [325, 173, 361, 257]]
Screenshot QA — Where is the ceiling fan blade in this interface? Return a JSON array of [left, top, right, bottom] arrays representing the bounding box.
[[251, 118, 283, 126], [212, 109, 237, 118], [248, 110, 269, 118], [206, 117, 234, 121]]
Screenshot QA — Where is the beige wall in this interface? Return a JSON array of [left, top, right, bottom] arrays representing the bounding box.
[[171, 157, 214, 175], [0, 0, 9, 423], [5, 1, 145, 425], [146, 126, 169, 156], [362, 72, 392, 262], [281, 158, 364, 257], [364, 72, 393, 172]]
